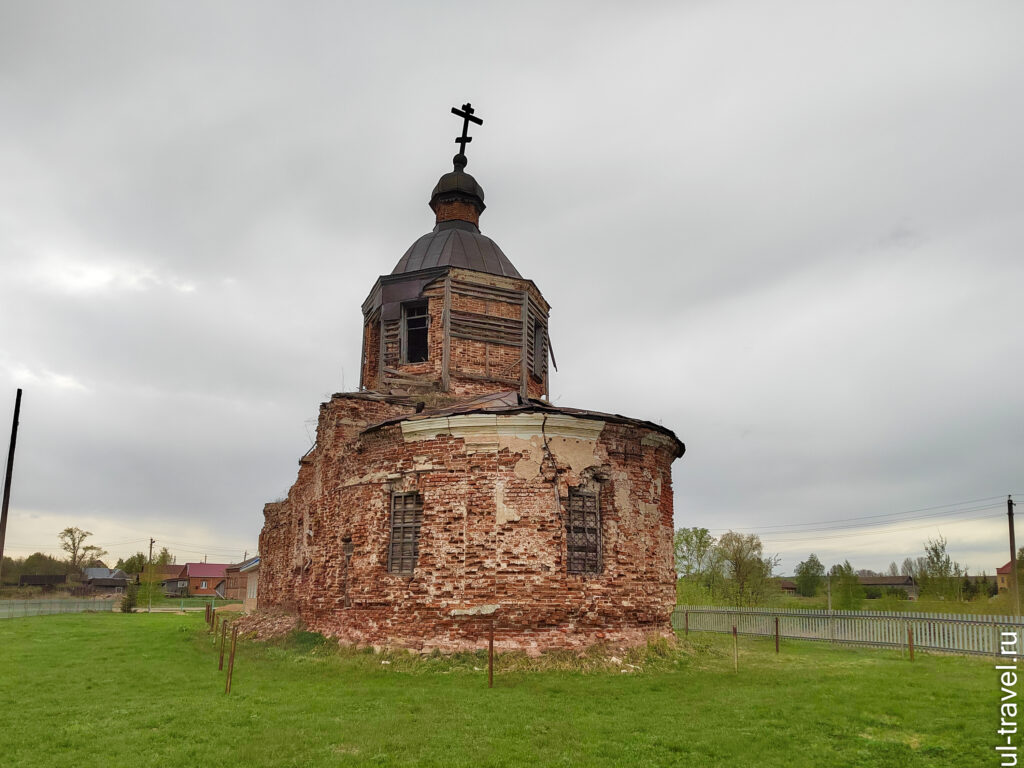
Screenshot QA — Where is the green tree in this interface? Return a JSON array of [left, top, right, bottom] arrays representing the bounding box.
[[829, 561, 864, 610], [58, 528, 107, 573], [794, 553, 825, 597], [136, 547, 176, 608], [673, 527, 716, 577], [918, 536, 966, 599], [716, 531, 780, 607], [116, 553, 148, 574], [23, 552, 67, 575]]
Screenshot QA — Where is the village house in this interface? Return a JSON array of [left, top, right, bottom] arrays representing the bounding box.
[[997, 561, 1015, 592], [257, 106, 685, 653], [225, 556, 259, 602], [240, 557, 260, 612], [159, 564, 188, 597], [183, 563, 230, 597]]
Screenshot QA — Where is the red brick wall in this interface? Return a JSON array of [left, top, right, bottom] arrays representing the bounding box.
[[433, 200, 480, 227], [258, 397, 681, 653]]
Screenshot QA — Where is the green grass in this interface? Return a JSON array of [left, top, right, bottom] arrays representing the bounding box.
[[0, 613, 994, 767]]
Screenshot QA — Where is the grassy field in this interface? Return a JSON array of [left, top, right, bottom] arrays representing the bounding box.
[[0, 613, 995, 767]]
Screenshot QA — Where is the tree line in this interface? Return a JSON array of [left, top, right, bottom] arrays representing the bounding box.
[[675, 527, 998, 608], [1, 527, 175, 585]]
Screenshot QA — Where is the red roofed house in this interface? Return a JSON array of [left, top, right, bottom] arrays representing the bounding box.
[[997, 561, 1016, 593], [185, 563, 231, 597]]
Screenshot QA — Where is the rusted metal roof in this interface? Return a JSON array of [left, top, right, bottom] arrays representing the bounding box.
[[391, 221, 521, 278], [362, 390, 685, 456]]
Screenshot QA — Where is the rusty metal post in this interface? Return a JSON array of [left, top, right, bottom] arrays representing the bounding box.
[[908, 625, 915, 662], [775, 616, 780, 654], [732, 625, 738, 672], [205, 603, 209, 625], [210, 607, 216, 633], [225, 627, 238, 694], [488, 617, 494, 689], [684, 610, 689, 636], [218, 619, 228, 670]]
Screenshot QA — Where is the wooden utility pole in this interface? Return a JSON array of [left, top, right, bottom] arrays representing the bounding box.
[[0, 389, 23, 582], [1010, 495, 1020, 618]]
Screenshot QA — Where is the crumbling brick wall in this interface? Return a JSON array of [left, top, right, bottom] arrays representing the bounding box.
[[258, 398, 681, 653]]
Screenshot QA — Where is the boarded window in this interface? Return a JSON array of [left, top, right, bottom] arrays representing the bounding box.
[[388, 492, 423, 575], [566, 489, 601, 574], [531, 319, 545, 378], [402, 303, 429, 363]]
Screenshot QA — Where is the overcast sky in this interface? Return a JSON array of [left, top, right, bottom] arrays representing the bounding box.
[[1, 1, 1022, 575]]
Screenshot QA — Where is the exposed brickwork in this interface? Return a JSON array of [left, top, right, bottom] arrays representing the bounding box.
[[432, 200, 480, 227], [259, 395, 681, 653], [262, 164, 683, 654]]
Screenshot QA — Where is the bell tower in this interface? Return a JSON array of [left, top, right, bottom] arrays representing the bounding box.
[[359, 104, 552, 400]]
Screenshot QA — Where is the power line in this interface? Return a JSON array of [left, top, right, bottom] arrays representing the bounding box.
[[707, 494, 1009, 533], [760, 512, 1003, 544], [722, 502, 1005, 538]]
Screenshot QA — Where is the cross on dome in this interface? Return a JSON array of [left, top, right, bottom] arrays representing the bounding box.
[[451, 103, 483, 161]]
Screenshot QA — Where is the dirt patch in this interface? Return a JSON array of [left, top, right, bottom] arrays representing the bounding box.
[[212, 603, 245, 613], [231, 610, 301, 639]]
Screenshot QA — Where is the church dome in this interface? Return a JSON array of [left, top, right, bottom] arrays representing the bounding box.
[[429, 153, 485, 212], [391, 220, 521, 278]]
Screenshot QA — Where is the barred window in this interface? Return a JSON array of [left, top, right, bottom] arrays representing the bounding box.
[[566, 489, 601, 574], [388, 492, 423, 575]]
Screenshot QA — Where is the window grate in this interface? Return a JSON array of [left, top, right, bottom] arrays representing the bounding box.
[[388, 492, 423, 575], [567, 490, 601, 574]]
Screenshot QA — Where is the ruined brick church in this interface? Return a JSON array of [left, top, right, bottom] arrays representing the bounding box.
[[257, 105, 685, 652]]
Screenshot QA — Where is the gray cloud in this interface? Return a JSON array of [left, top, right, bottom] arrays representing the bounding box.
[[1, 1, 1022, 574]]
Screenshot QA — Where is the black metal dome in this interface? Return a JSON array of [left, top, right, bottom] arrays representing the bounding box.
[[391, 220, 521, 278], [429, 154, 486, 212]]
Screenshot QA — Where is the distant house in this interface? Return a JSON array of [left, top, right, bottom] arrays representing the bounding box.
[[82, 568, 130, 593], [778, 579, 798, 595], [225, 556, 259, 602], [184, 563, 231, 597], [856, 575, 918, 600], [83, 567, 128, 581], [997, 562, 1015, 592], [240, 557, 260, 612], [159, 564, 188, 597]]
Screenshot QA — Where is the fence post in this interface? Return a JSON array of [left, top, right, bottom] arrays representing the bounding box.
[[908, 625, 915, 662], [775, 616, 779, 654], [219, 619, 228, 670], [732, 625, 738, 672], [225, 627, 238, 694], [685, 610, 689, 636], [488, 616, 494, 689]]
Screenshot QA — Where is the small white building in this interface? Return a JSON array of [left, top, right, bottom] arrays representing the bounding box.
[[240, 557, 260, 612]]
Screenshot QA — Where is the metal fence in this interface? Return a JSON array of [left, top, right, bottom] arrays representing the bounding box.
[[0, 599, 118, 619], [672, 605, 1024, 657]]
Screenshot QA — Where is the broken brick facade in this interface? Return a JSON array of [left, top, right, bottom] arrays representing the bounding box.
[[258, 142, 685, 652]]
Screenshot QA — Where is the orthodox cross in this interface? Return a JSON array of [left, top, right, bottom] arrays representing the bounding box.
[[451, 103, 483, 157]]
